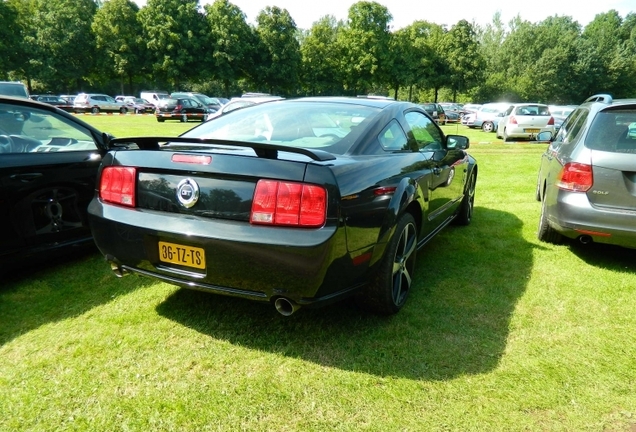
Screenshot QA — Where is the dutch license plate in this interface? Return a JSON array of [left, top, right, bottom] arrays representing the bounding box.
[[525, 128, 540, 133], [158, 241, 206, 269]]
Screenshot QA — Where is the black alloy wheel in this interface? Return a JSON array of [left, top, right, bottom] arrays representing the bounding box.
[[357, 212, 417, 315]]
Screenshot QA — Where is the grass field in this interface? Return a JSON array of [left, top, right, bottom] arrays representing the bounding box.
[[1, 116, 636, 431]]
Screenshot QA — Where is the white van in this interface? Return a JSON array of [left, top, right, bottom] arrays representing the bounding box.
[[140, 90, 170, 107]]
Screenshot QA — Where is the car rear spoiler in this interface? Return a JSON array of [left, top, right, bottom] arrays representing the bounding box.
[[107, 136, 337, 162]]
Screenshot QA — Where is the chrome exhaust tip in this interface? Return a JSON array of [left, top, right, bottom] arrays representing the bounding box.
[[579, 235, 593, 245], [274, 297, 300, 316], [108, 260, 128, 278]]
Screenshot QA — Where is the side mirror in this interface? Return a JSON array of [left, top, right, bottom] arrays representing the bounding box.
[[536, 131, 553, 142], [447, 135, 469, 150]]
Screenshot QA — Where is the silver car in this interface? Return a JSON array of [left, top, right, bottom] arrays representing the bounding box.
[[496, 103, 555, 141], [73, 93, 128, 114], [463, 102, 511, 132], [536, 94, 636, 249]]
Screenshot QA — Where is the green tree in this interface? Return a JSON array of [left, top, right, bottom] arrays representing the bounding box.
[[337, 1, 393, 94], [442, 20, 484, 102], [254, 6, 301, 95], [389, 22, 442, 101], [92, 0, 145, 95], [138, 0, 208, 89], [0, 1, 21, 78], [204, 0, 255, 97], [578, 10, 624, 97], [408, 21, 449, 103], [300, 15, 344, 96]]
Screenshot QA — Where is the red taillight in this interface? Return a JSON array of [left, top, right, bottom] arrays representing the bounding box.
[[509, 116, 517, 124], [251, 180, 327, 227], [556, 162, 593, 192], [100, 166, 137, 207], [547, 116, 555, 125]]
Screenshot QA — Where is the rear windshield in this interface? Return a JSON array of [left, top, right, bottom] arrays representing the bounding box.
[[0, 82, 29, 98], [184, 101, 380, 155], [585, 109, 636, 153], [514, 105, 550, 116]]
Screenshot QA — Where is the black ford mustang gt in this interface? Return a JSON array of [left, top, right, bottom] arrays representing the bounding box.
[[88, 97, 477, 315]]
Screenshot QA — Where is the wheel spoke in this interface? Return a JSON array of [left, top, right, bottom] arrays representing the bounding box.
[[391, 222, 416, 305]]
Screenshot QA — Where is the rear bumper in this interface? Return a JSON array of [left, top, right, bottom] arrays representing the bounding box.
[[506, 126, 555, 139], [546, 189, 636, 248], [88, 200, 367, 305]]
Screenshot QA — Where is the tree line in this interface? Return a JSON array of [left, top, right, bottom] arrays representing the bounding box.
[[0, 0, 635, 104]]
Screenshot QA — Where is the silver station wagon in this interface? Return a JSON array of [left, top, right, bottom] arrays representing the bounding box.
[[536, 94, 636, 249]]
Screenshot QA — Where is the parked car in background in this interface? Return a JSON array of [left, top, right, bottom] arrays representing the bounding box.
[[117, 96, 155, 114], [140, 90, 170, 108], [549, 105, 577, 133], [461, 103, 482, 118], [420, 103, 446, 125], [0, 96, 111, 272], [88, 97, 478, 316], [0, 81, 29, 99], [73, 93, 128, 114], [31, 95, 74, 112], [463, 102, 511, 132], [206, 95, 283, 120], [60, 94, 77, 104], [536, 94, 636, 249], [439, 103, 462, 123], [171, 92, 224, 112], [495, 103, 555, 141], [155, 97, 211, 122]]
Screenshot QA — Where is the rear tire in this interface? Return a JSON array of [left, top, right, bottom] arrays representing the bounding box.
[[503, 129, 512, 142], [91, 107, 99, 114], [537, 198, 563, 244], [180, 112, 187, 123], [356, 213, 417, 315]]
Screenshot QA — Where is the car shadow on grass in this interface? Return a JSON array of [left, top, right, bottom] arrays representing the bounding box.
[[567, 241, 636, 271], [156, 207, 533, 381], [0, 247, 152, 346]]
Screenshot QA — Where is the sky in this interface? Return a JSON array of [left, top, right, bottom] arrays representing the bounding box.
[[133, 0, 634, 30]]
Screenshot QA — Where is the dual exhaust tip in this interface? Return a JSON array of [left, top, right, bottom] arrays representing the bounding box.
[[108, 259, 300, 316]]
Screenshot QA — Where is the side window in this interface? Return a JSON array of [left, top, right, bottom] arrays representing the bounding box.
[[404, 111, 443, 151], [555, 108, 588, 146], [0, 104, 97, 153], [378, 120, 409, 151]]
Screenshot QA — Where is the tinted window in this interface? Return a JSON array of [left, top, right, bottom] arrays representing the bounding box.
[[554, 108, 588, 147], [405, 111, 443, 151], [186, 101, 379, 155], [0, 82, 29, 98], [379, 120, 409, 151], [585, 109, 636, 153], [0, 103, 97, 153]]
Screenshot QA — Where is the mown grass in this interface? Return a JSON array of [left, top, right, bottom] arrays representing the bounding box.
[[1, 118, 636, 431]]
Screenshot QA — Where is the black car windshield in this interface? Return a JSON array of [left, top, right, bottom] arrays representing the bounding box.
[[183, 101, 380, 155]]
